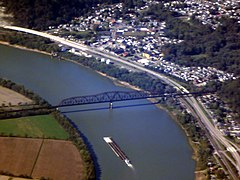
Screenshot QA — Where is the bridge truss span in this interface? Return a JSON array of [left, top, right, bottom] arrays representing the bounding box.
[[58, 90, 208, 107], [59, 91, 153, 107]]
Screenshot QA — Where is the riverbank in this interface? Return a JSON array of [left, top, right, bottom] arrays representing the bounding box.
[[0, 78, 97, 179], [0, 41, 145, 92], [61, 57, 142, 91], [158, 104, 208, 179], [0, 41, 203, 179], [0, 41, 51, 56]]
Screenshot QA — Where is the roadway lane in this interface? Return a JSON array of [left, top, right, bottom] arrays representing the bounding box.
[[3, 25, 240, 178]]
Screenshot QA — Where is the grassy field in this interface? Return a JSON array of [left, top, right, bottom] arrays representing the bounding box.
[[0, 115, 69, 139]]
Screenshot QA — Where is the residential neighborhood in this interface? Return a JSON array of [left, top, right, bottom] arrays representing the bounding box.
[[53, 1, 237, 85], [48, 0, 240, 141], [199, 94, 240, 140]]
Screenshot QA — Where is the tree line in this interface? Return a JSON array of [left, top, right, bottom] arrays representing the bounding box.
[[0, 78, 51, 119], [59, 51, 175, 94], [0, 78, 49, 106], [52, 111, 97, 179], [0, 28, 59, 53]]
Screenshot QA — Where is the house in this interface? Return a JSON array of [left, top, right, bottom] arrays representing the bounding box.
[[138, 59, 150, 65]]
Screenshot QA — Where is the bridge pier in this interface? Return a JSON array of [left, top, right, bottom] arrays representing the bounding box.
[[109, 102, 113, 109]]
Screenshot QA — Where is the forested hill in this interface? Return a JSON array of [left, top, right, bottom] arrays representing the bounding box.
[[0, 0, 139, 30], [219, 78, 240, 113], [0, 0, 99, 30], [164, 18, 240, 76]]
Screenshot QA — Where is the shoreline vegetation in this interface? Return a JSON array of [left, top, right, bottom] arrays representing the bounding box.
[[0, 74, 97, 179], [0, 41, 51, 56], [0, 41, 212, 179]]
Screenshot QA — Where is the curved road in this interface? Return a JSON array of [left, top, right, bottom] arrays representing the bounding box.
[[3, 25, 240, 179]]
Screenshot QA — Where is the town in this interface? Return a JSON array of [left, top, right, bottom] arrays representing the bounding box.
[[1, 0, 240, 179], [49, 1, 240, 140]]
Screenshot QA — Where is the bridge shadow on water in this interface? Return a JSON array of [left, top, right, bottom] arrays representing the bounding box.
[[61, 101, 160, 114], [61, 114, 102, 180], [61, 102, 159, 180], [59, 101, 160, 179]]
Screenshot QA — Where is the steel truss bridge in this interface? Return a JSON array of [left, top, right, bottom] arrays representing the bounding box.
[[0, 90, 212, 114], [58, 90, 210, 109]]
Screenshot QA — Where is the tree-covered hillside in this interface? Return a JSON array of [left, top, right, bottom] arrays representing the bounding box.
[[219, 78, 240, 113], [1, 0, 99, 30], [0, 0, 142, 30], [164, 17, 240, 76], [141, 3, 240, 76]]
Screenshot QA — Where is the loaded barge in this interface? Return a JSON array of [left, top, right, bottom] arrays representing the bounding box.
[[103, 137, 133, 167]]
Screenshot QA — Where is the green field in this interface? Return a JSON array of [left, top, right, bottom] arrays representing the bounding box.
[[0, 115, 69, 139]]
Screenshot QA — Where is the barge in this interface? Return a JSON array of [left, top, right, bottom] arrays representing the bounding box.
[[103, 137, 133, 167]]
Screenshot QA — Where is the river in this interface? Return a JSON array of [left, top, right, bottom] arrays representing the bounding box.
[[0, 44, 195, 180]]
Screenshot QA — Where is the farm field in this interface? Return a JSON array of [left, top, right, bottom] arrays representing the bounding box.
[[0, 115, 69, 139], [0, 86, 85, 179], [0, 86, 32, 106], [32, 139, 84, 180], [0, 137, 83, 180], [0, 175, 32, 180], [0, 137, 42, 176]]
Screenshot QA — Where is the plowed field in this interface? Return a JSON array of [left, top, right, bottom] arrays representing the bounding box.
[[0, 137, 83, 180]]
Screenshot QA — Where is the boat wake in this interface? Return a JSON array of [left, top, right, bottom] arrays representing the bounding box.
[[129, 164, 134, 169]]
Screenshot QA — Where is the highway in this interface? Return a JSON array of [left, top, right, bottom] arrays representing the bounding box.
[[3, 25, 240, 179]]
